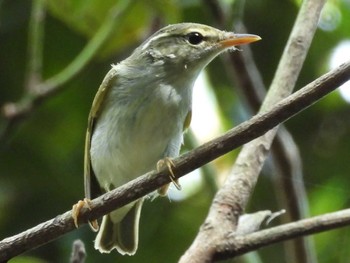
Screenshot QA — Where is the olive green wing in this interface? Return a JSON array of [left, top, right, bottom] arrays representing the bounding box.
[[84, 68, 118, 200], [183, 109, 192, 131]]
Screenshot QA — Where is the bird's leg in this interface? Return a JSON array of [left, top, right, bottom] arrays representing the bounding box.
[[72, 198, 99, 231], [157, 157, 182, 195]]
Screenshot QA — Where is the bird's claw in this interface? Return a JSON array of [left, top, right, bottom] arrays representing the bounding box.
[[157, 157, 181, 195], [72, 198, 99, 231]]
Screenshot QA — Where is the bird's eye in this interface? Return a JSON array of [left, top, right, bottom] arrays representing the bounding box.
[[186, 32, 204, 45]]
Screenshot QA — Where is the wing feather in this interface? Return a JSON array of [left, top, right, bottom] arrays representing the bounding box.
[[84, 68, 118, 199], [183, 109, 192, 131]]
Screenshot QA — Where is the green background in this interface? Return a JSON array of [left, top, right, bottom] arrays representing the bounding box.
[[1, 0, 350, 262]]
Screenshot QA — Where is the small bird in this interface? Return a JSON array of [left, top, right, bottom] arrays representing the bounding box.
[[75, 22, 260, 256]]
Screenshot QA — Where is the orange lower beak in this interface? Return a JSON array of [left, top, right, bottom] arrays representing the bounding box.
[[220, 33, 261, 48]]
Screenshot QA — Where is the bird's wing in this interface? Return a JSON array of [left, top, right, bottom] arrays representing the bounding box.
[[84, 67, 118, 199], [183, 109, 192, 131]]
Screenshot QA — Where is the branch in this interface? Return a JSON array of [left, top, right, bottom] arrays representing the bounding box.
[[25, 0, 45, 93], [235, 24, 316, 263], [0, 59, 349, 262], [208, 5, 313, 254], [0, 0, 135, 143], [270, 127, 313, 262], [213, 208, 350, 261], [69, 240, 86, 263], [180, 0, 326, 261]]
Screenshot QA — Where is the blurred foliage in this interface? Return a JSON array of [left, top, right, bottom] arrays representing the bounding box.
[[45, 0, 181, 58], [0, 0, 350, 262]]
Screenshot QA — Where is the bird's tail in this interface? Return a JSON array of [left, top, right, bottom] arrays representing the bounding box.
[[94, 198, 144, 255]]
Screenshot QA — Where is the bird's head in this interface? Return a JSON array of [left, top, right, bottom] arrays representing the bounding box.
[[127, 23, 260, 76]]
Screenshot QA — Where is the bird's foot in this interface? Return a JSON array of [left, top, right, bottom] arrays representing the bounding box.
[[72, 198, 99, 231], [157, 157, 181, 195]]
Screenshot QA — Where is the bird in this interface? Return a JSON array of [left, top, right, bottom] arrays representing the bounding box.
[[73, 22, 260, 256]]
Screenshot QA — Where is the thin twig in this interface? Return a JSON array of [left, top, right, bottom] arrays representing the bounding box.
[[0, 0, 135, 143], [0, 60, 349, 262], [0, 0, 46, 145], [69, 240, 86, 263], [25, 0, 45, 93]]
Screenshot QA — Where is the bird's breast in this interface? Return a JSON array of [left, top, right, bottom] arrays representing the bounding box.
[[90, 80, 192, 190]]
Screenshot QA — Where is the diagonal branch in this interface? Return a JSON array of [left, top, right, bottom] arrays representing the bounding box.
[[0, 59, 349, 262], [213, 208, 350, 261], [180, 0, 326, 261], [208, 0, 313, 239], [205, 0, 316, 259], [227, 28, 314, 262]]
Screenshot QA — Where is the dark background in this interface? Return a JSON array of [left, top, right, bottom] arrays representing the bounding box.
[[1, 0, 350, 262]]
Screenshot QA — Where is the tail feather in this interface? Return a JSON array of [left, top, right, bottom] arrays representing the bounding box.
[[94, 199, 144, 255]]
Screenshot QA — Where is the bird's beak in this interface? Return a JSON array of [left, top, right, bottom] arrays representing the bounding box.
[[220, 33, 261, 48]]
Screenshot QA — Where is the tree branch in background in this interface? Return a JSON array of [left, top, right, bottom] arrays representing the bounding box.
[[180, 0, 326, 262], [213, 208, 350, 261], [0, 59, 349, 262], [69, 240, 86, 263], [25, 0, 45, 93], [0, 0, 135, 143], [205, 0, 316, 260]]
